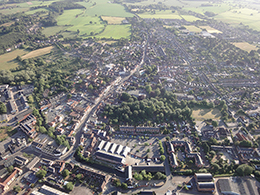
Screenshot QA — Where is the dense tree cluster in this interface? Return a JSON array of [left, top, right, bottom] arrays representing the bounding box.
[[103, 90, 193, 126]]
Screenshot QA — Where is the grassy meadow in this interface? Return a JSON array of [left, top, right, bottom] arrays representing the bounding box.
[[199, 26, 222, 34], [21, 46, 55, 59], [101, 16, 125, 24], [232, 42, 258, 52], [184, 25, 201, 33], [0, 49, 28, 70], [95, 24, 131, 39], [192, 107, 222, 121]]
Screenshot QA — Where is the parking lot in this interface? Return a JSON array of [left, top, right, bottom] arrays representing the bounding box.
[[110, 135, 165, 166]]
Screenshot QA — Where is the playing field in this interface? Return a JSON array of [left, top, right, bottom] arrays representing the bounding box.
[[101, 16, 125, 24], [192, 107, 221, 121], [21, 46, 55, 59], [199, 26, 222, 34], [184, 25, 201, 33], [95, 24, 131, 39], [0, 49, 28, 70], [232, 42, 257, 52]]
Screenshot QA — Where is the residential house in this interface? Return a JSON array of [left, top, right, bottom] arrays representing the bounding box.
[[0, 167, 22, 193]]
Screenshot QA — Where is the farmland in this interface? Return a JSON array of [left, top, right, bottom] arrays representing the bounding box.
[[21, 46, 55, 59], [232, 42, 258, 52], [0, 0, 133, 39], [192, 107, 222, 121], [138, 10, 201, 21], [199, 26, 222, 34], [95, 24, 131, 39], [214, 8, 260, 31], [125, 0, 260, 31], [0, 49, 28, 70], [101, 16, 125, 25], [0, 1, 54, 15], [138, 10, 182, 19], [56, 9, 105, 37], [184, 25, 201, 33]]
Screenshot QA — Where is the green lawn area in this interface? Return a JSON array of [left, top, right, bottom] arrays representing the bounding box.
[[0, 49, 28, 70], [95, 24, 131, 39], [192, 106, 221, 121], [232, 42, 258, 52]]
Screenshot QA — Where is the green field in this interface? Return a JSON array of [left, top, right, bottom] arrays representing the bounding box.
[[101, 16, 125, 25], [232, 42, 258, 52], [214, 8, 260, 31], [95, 24, 131, 39], [199, 26, 222, 34], [0, 49, 28, 70], [184, 25, 201, 33], [21, 46, 55, 59], [125, 0, 260, 31], [42, 26, 67, 37], [181, 15, 202, 22], [80, 0, 133, 17], [44, 0, 133, 38], [138, 10, 201, 21], [0, 1, 54, 14], [56, 9, 105, 37], [192, 107, 221, 121], [138, 10, 182, 19]]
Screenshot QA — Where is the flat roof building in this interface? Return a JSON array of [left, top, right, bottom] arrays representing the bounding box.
[[197, 182, 215, 192], [31, 184, 69, 195], [132, 165, 165, 173], [95, 150, 125, 164], [195, 173, 213, 182]]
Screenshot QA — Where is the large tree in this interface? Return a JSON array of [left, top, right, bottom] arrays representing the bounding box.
[[0, 102, 7, 114]]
